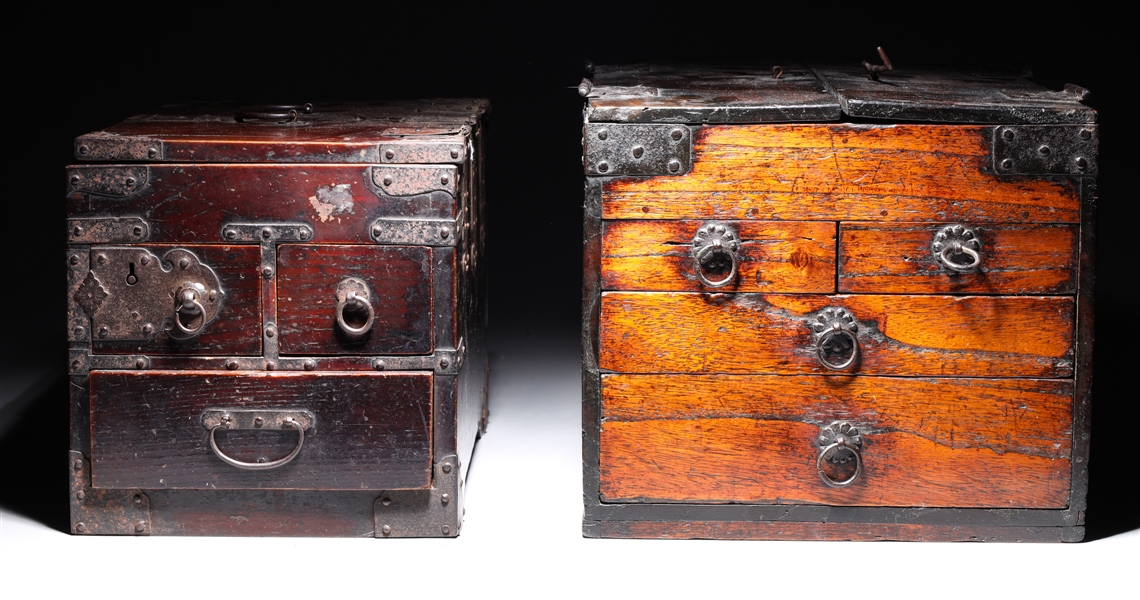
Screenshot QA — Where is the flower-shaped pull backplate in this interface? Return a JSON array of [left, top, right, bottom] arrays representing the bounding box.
[[691, 223, 740, 287], [932, 224, 982, 273]]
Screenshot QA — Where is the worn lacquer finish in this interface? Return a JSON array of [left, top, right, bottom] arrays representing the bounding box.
[[601, 125, 1081, 222]]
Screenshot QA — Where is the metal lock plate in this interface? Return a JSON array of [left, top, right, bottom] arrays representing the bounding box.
[[201, 409, 315, 431], [80, 247, 225, 341]]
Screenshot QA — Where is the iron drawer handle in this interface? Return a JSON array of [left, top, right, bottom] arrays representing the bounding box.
[[692, 223, 740, 288], [234, 103, 314, 124], [335, 278, 376, 338], [202, 409, 315, 471], [811, 307, 859, 371], [172, 288, 206, 337], [932, 225, 983, 273], [817, 422, 863, 488]]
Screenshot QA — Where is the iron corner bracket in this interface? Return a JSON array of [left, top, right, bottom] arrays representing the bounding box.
[[992, 125, 1098, 176], [583, 123, 693, 176], [69, 451, 152, 535], [373, 454, 462, 538]]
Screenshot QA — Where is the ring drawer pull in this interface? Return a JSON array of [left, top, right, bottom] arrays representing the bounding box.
[[202, 409, 315, 471], [173, 286, 207, 337], [692, 223, 740, 288], [932, 224, 982, 273], [335, 277, 376, 338], [810, 307, 859, 371], [817, 422, 863, 488]]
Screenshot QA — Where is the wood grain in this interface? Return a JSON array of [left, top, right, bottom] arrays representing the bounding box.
[[89, 371, 433, 491], [92, 245, 262, 356], [276, 244, 433, 355], [839, 223, 1078, 294], [600, 375, 1072, 507], [602, 220, 836, 292], [602, 125, 1080, 222], [593, 521, 1080, 542], [599, 292, 1074, 376]]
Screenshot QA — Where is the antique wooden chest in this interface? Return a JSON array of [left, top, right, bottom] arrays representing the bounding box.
[[66, 101, 488, 537], [580, 64, 1096, 541]]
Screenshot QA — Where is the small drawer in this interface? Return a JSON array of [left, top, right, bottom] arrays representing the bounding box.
[[839, 223, 1079, 294], [276, 244, 433, 355], [89, 371, 433, 491], [83, 244, 263, 356], [599, 292, 1074, 377], [599, 374, 1073, 508], [602, 220, 835, 292]]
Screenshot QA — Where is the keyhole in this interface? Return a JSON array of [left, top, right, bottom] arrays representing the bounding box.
[[126, 263, 138, 285]]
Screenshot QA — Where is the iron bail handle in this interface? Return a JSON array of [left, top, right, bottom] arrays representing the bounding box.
[[938, 242, 982, 272], [234, 103, 314, 124], [173, 289, 206, 337], [335, 277, 376, 338], [817, 324, 859, 371], [203, 409, 315, 471], [932, 224, 983, 273], [816, 422, 864, 488], [691, 223, 740, 288]]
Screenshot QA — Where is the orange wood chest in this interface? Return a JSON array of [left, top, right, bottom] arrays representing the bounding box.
[[580, 64, 1096, 541]]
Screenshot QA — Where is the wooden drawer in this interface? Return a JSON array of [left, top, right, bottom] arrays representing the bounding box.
[[599, 374, 1072, 508], [276, 244, 433, 355], [839, 223, 1079, 294], [89, 371, 433, 491], [599, 293, 1074, 377], [602, 220, 835, 292]]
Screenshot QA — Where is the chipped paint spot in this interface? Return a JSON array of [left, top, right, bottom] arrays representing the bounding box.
[[309, 184, 355, 222]]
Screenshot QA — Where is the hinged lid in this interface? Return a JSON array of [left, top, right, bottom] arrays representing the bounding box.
[[74, 100, 489, 163], [584, 64, 1094, 125]]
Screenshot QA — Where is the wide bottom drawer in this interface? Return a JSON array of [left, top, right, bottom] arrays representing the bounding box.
[[599, 374, 1072, 508], [90, 371, 432, 491]]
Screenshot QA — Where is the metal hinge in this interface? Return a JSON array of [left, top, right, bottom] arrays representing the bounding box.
[[372, 165, 458, 197], [69, 451, 151, 535], [584, 123, 693, 176], [992, 125, 1098, 176], [75, 134, 165, 161], [374, 455, 461, 537], [67, 166, 150, 197], [369, 217, 459, 247]]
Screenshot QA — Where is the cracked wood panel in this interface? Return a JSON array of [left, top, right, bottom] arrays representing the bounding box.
[[89, 371, 432, 491], [90, 245, 262, 355], [599, 293, 1073, 377], [601, 125, 1080, 222], [600, 374, 1071, 507], [602, 220, 836, 292], [65, 164, 457, 243], [593, 521, 1078, 542], [839, 223, 1079, 294], [276, 245, 433, 355]]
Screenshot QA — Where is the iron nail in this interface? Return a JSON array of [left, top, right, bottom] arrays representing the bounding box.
[[262, 266, 274, 278], [254, 417, 264, 427], [125, 177, 136, 187], [597, 129, 608, 140], [667, 159, 681, 173], [441, 493, 450, 505], [71, 360, 81, 370], [382, 175, 393, 186], [96, 253, 107, 264], [179, 257, 190, 269], [303, 359, 316, 371], [441, 525, 450, 535], [69, 255, 80, 265], [226, 360, 238, 370], [266, 326, 276, 338], [373, 359, 385, 370], [597, 161, 609, 173], [632, 145, 644, 159], [1038, 145, 1051, 156], [1002, 128, 1015, 141], [261, 227, 273, 239], [382, 497, 392, 506], [1000, 158, 1013, 170], [74, 326, 85, 336], [76, 522, 87, 532], [450, 148, 460, 159], [381, 524, 392, 535], [440, 359, 450, 369], [1079, 129, 1092, 140], [299, 227, 311, 240], [73, 225, 84, 236], [77, 491, 85, 500], [671, 128, 684, 141], [133, 494, 144, 505], [265, 361, 276, 371], [133, 225, 143, 236], [135, 358, 146, 369], [148, 147, 158, 159], [141, 255, 150, 265], [440, 228, 450, 239], [98, 326, 109, 338], [384, 149, 395, 160], [1075, 157, 1088, 170], [143, 324, 154, 335], [78, 145, 90, 155], [70, 175, 80, 185], [74, 459, 84, 470], [441, 175, 450, 185], [442, 463, 453, 474], [225, 229, 237, 240], [135, 521, 146, 533]]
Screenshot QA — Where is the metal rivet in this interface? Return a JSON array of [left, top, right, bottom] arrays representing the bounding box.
[[74, 459, 84, 470], [1076, 456, 1083, 463], [125, 177, 136, 187], [76, 522, 87, 532], [77, 491, 86, 500], [382, 175, 393, 186], [1075, 157, 1088, 171], [384, 149, 395, 160], [69, 254, 80, 265], [179, 257, 190, 269], [1000, 158, 1013, 171], [135, 358, 146, 370], [143, 323, 154, 335], [440, 228, 450, 239], [254, 417, 264, 427], [632, 145, 644, 159], [303, 359, 316, 371], [132, 225, 143, 236], [148, 147, 158, 159], [1002, 128, 1015, 141], [265, 326, 276, 338], [441, 525, 451, 535], [73, 225, 84, 237], [135, 521, 146, 533], [441, 175, 450, 185], [373, 359, 385, 371], [96, 253, 107, 265], [597, 161, 609, 173], [597, 129, 608, 140], [74, 326, 85, 337], [667, 159, 681, 173], [262, 266, 274, 278], [450, 148, 460, 159], [372, 224, 383, 238], [441, 493, 450, 505], [299, 227, 311, 240], [208, 290, 216, 301], [381, 524, 392, 535], [265, 361, 276, 371], [1079, 129, 1092, 141], [440, 359, 450, 369], [225, 228, 237, 240], [70, 175, 80, 186], [226, 360, 238, 370], [133, 494, 144, 505], [98, 326, 109, 338], [261, 227, 273, 239], [671, 128, 684, 141], [1038, 145, 1051, 157], [442, 463, 453, 474], [78, 145, 90, 155], [71, 360, 82, 370], [382, 497, 392, 506], [140, 255, 150, 266]]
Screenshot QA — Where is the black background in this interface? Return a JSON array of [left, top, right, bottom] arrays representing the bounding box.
[[3, 2, 1134, 538]]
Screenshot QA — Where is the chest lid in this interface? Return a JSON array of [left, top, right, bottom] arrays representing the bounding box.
[[74, 100, 489, 163], [584, 63, 1094, 124]]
